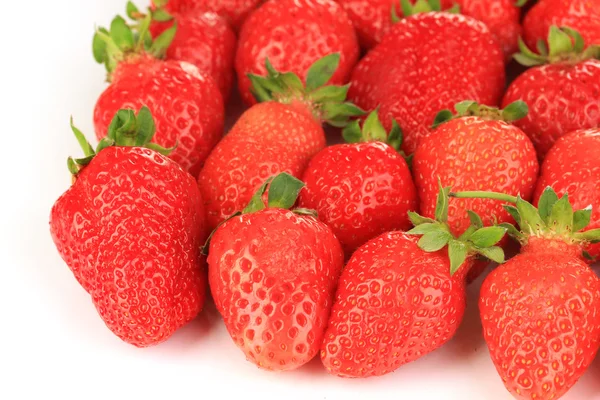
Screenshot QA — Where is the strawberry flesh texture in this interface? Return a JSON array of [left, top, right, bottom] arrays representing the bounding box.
[[208, 208, 344, 371], [299, 142, 418, 257], [50, 147, 207, 347], [94, 57, 224, 177], [156, 0, 263, 29], [349, 12, 505, 155], [321, 232, 470, 377]]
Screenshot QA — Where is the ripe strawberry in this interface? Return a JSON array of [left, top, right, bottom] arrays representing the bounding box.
[[321, 185, 507, 377], [451, 188, 600, 400], [155, 0, 263, 30], [198, 54, 363, 229], [523, 0, 600, 52], [502, 27, 600, 159], [50, 107, 207, 347], [299, 111, 417, 256], [534, 128, 600, 260], [235, 0, 360, 106], [348, 11, 505, 155], [92, 13, 224, 177], [208, 173, 345, 371]]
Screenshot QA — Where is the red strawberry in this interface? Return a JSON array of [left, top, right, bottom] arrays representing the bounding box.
[[534, 128, 600, 260], [208, 173, 344, 371], [235, 0, 360, 106], [502, 27, 600, 159], [50, 108, 207, 347], [523, 0, 600, 52], [92, 13, 224, 177], [299, 111, 417, 256], [451, 188, 600, 399], [198, 54, 364, 229], [348, 11, 505, 155], [321, 186, 507, 377], [155, 0, 263, 30]]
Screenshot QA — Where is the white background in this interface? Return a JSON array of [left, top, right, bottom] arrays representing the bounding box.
[[2, 1, 600, 399]]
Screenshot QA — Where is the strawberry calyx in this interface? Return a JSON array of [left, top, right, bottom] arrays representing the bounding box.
[[432, 100, 529, 128], [127, 0, 175, 24], [515, 26, 600, 67], [67, 106, 173, 175], [248, 54, 365, 127], [406, 181, 507, 275], [391, 0, 459, 24]]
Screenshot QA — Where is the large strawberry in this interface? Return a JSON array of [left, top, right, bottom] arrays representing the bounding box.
[[235, 0, 360, 106], [502, 27, 600, 159], [299, 111, 417, 257], [523, 0, 600, 52], [348, 11, 505, 155], [321, 185, 507, 377], [50, 107, 207, 347], [155, 0, 263, 30], [93, 13, 224, 177], [208, 173, 344, 371], [451, 188, 600, 400], [534, 128, 600, 260], [198, 54, 363, 229]]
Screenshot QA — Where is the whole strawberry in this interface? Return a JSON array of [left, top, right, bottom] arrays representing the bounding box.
[[348, 10, 505, 155], [208, 173, 344, 371], [321, 185, 507, 377], [502, 27, 600, 159], [235, 0, 360, 106], [93, 12, 224, 177], [155, 0, 263, 30], [451, 188, 600, 400], [50, 108, 207, 347], [198, 54, 363, 229], [534, 128, 600, 260], [299, 111, 417, 256]]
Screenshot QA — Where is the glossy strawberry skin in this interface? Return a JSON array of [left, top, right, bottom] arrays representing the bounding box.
[[480, 238, 600, 400], [502, 60, 600, 159], [321, 232, 471, 377], [50, 147, 207, 347], [413, 117, 539, 237], [349, 12, 505, 155], [299, 142, 417, 256], [523, 0, 600, 52], [156, 0, 263, 29], [94, 56, 224, 177], [235, 0, 360, 106], [198, 102, 326, 229], [533, 128, 600, 259], [208, 208, 344, 371], [150, 10, 237, 100]]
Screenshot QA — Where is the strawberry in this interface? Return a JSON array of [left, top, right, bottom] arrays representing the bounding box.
[[321, 185, 507, 377], [534, 128, 600, 260], [348, 10, 505, 155], [235, 0, 360, 106], [451, 188, 600, 400], [523, 0, 600, 52], [49, 107, 207, 347], [155, 0, 263, 30], [502, 27, 600, 159], [298, 111, 417, 256], [198, 54, 363, 229], [207, 173, 344, 371], [92, 12, 224, 177]]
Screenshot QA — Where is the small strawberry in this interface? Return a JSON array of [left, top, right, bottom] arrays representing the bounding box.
[[235, 0, 360, 106], [92, 12, 224, 177], [321, 185, 507, 377], [50, 107, 207, 347], [348, 10, 505, 155], [502, 27, 600, 159], [198, 54, 364, 229], [207, 173, 345, 371], [155, 0, 263, 30], [299, 111, 417, 256], [451, 188, 600, 400], [534, 128, 600, 260]]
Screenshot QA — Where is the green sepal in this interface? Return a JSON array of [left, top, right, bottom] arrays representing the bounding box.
[[548, 194, 574, 235], [242, 177, 273, 214], [341, 110, 406, 154], [293, 208, 318, 218], [537, 186, 559, 223], [432, 100, 528, 128], [200, 212, 242, 256], [396, 0, 456, 19], [267, 173, 306, 209], [573, 207, 592, 232], [515, 0, 529, 7], [435, 180, 450, 223], [574, 229, 600, 244]]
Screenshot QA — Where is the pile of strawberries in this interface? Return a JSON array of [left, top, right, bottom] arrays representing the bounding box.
[[49, 0, 600, 399]]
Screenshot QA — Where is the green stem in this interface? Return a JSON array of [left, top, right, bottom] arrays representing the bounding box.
[[449, 191, 518, 204]]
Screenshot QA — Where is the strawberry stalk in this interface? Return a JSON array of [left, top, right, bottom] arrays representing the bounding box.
[[433, 100, 529, 128], [391, 0, 459, 23]]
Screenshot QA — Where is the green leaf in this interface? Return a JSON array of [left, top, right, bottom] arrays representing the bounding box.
[[515, 0, 529, 7], [110, 16, 135, 51], [406, 223, 442, 235], [516, 197, 545, 235], [305, 53, 340, 91], [514, 37, 545, 67], [538, 186, 559, 223], [201, 212, 242, 255], [243, 178, 273, 214], [418, 230, 452, 252], [574, 229, 600, 244], [499, 222, 524, 240], [136, 12, 153, 52], [92, 32, 107, 63], [279, 72, 304, 93], [455, 100, 478, 116], [583, 250, 596, 262], [134, 106, 156, 146], [362, 111, 388, 142], [573, 207, 592, 232], [146, 142, 176, 156], [322, 102, 365, 122], [434, 180, 450, 223], [400, 0, 412, 18], [153, 0, 168, 7], [503, 205, 521, 225], [548, 25, 573, 57], [342, 120, 362, 144], [248, 74, 274, 103], [150, 21, 177, 58], [67, 157, 80, 175], [126, 1, 140, 19], [408, 211, 436, 226], [70, 117, 95, 157], [548, 194, 574, 234], [536, 39, 549, 55], [469, 226, 507, 248], [152, 8, 174, 22], [476, 246, 505, 264], [448, 240, 469, 275], [467, 210, 484, 229], [562, 27, 585, 53], [310, 85, 349, 103], [502, 100, 529, 122], [390, 3, 401, 24], [96, 138, 115, 153], [267, 173, 305, 210], [293, 208, 318, 218], [387, 120, 403, 150], [432, 109, 454, 128]]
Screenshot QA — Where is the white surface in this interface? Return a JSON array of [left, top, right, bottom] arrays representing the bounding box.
[[2, 1, 600, 399]]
